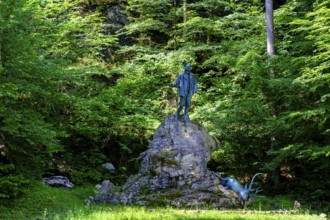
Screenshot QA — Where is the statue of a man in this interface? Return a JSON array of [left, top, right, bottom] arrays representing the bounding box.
[[172, 61, 198, 122]]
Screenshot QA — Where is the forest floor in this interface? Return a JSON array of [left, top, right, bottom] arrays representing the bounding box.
[[0, 181, 327, 220]]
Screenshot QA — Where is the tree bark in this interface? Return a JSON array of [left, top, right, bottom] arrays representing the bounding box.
[[183, 0, 187, 23], [183, 0, 187, 38], [266, 0, 275, 56]]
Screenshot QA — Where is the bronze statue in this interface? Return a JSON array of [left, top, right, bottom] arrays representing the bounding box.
[[172, 61, 198, 122], [212, 172, 263, 202]]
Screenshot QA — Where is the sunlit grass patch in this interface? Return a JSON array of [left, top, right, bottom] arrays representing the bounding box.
[[48, 205, 326, 220]]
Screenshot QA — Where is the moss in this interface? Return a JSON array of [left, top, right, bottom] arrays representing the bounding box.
[[135, 188, 186, 206], [151, 148, 178, 167]]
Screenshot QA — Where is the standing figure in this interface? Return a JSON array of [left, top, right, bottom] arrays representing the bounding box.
[[172, 62, 198, 122]]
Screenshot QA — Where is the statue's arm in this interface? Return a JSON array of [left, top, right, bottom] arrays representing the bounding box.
[[171, 74, 181, 87]]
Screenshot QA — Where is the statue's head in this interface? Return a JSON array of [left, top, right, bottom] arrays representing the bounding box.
[[184, 64, 192, 71]]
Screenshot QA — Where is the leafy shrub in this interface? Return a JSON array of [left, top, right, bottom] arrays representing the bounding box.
[[0, 164, 30, 199]]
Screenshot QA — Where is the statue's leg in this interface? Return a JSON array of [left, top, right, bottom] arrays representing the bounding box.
[[176, 106, 183, 121], [183, 106, 189, 122], [175, 96, 184, 120], [183, 96, 191, 122]]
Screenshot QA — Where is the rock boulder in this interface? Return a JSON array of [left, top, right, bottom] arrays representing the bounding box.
[[43, 176, 74, 189], [90, 115, 242, 208]]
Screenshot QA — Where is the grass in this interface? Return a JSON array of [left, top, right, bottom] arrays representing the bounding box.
[[0, 181, 95, 220], [47, 205, 326, 220], [0, 181, 328, 220]]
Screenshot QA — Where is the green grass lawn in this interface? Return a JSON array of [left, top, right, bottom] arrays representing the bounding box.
[[47, 206, 326, 220], [0, 182, 327, 220]]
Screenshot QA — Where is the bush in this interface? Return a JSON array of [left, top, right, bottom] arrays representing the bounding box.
[[0, 164, 30, 199]]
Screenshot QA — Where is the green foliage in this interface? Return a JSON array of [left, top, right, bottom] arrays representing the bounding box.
[[260, 0, 330, 204], [0, 0, 116, 196], [83, 0, 127, 6], [0, 0, 66, 181], [38, 0, 116, 61], [1, 0, 330, 212], [173, 0, 330, 210], [189, 0, 233, 18], [0, 164, 29, 199]]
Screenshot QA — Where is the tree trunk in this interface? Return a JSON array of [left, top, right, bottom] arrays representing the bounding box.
[[183, 0, 187, 23], [183, 0, 187, 38], [266, 0, 275, 56]]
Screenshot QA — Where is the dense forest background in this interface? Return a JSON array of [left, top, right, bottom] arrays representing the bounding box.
[[1, 0, 329, 210]]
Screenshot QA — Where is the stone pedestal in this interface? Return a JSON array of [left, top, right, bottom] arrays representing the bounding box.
[[91, 115, 242, 208]]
